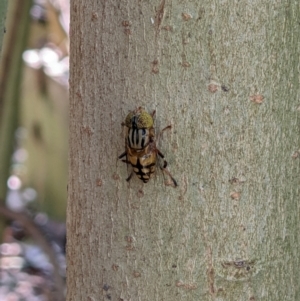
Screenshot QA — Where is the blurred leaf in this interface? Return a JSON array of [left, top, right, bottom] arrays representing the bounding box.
[[0, 0, 32, 207], [0, 0, 8, 54]]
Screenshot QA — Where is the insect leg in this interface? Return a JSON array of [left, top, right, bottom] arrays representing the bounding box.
[[157, 125, 172, 145], [161, 125, 172, 132], [157, 148, 165, 158], [161, 160, 178, 187], [119, 152, 126, 159], [126, 171, 134, 182], [121, 159, 130, 164]]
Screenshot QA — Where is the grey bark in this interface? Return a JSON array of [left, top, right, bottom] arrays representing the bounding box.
[[67, 1, 300, 300]]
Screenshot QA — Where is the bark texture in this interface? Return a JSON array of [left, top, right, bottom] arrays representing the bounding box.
[[67, 1, 300, 300]]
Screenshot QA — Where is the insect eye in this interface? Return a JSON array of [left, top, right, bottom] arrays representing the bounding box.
[[124, 109, 154, 129], [137, 112, 153, 129]]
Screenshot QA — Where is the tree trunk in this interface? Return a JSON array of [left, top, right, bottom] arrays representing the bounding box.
[[67, 1, 300, 300]]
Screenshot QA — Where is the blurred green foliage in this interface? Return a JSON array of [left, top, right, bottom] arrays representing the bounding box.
[[0, 0, 32, 201], [0, 1, 8, 53], [0, 0, 69, 220]]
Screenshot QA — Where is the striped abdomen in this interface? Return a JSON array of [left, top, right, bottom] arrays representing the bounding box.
[[132, 158, 156, 183], [126, 144, 157, 183]]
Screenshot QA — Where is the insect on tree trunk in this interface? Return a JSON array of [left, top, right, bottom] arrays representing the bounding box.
[[67, 1, 300, 300]]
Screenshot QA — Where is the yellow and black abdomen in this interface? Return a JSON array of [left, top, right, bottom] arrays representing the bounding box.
[[127, 144, 157, 183]]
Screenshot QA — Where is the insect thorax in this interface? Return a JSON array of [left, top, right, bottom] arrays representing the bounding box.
[[127, 127, 153, 150]]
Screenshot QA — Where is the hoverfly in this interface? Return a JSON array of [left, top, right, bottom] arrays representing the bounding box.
[[119, 107, 177, 187]]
